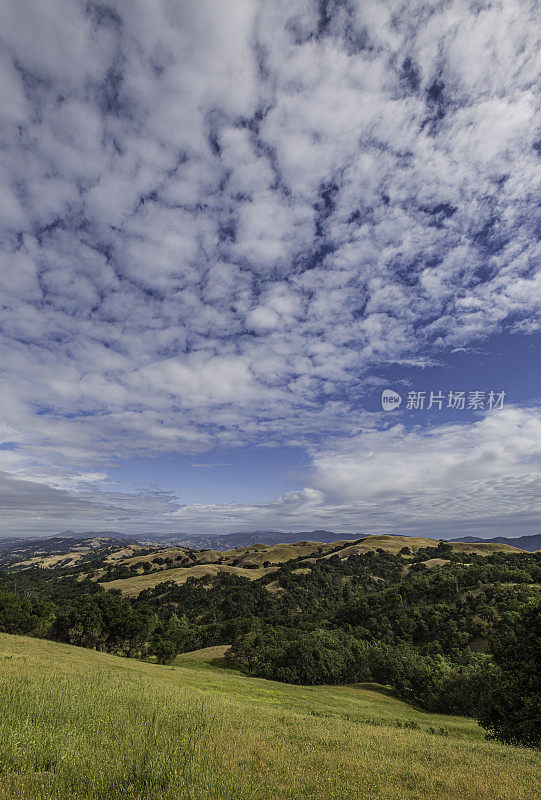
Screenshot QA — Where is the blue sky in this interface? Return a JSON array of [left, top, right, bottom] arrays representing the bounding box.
[[0, 0, 539, 538], [104, 445, 309, 506]]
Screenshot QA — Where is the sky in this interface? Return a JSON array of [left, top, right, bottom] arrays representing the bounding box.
[[0, 0, 539, 539]]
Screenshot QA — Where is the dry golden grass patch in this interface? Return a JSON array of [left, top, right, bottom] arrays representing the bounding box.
[[102, 563, 277, 595], [323, 535, 523, 558], [421, 558, 451, 568], [12, 550, 91, 569]]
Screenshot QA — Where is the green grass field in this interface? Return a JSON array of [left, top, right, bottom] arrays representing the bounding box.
[[0, 634, 539, 800]]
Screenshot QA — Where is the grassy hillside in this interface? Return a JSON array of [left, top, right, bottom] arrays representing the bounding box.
[[0, 634, 539, 800], [322, 535, 524, 557], [1, 537, 129, 571], [3, 535, 525, 580]]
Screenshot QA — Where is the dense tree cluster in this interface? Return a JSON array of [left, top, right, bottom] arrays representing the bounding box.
[[226, 626, 487, 716], [0, 571, 192, 664], [474, 601, 541, 747]]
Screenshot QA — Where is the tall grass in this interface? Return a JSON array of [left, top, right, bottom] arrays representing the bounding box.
[[0, 635, 539, 800]]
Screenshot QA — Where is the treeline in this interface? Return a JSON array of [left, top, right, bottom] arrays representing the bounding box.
[[0, 544, 539, 746], [0, 572, 189, 665]]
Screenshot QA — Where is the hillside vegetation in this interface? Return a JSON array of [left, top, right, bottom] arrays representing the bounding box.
[[0, 633, 539, 800], [93, 534, 525, 594], [1, 536, 539, 747]]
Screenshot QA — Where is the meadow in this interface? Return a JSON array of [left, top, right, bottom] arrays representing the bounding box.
[[0, 633, 539, 800]]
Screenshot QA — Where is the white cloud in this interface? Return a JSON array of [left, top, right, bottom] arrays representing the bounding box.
[[164, 407, 541, 538], [1, 407, 539, 540], [0, 0, 539, 534]]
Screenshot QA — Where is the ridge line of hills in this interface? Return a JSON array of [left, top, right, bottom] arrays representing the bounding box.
[[1, 529, 540, 552], [1, 530, 538, 593]]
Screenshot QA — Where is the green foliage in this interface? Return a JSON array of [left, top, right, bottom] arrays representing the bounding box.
[[475, 600, 541, 747], [227, 628, 485, 715], [227, 628, 370, 685], [0, 545, 540, 747]]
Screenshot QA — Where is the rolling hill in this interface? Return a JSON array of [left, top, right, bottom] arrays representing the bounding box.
[[103, 563, 276, 596], [0, 535, 136, 571], [96, 534, 525, 595], [0, 633, 539, 800]]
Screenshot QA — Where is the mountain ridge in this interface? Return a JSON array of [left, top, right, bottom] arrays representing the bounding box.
[[1, 529, 539, 551], [451, 533, 541, 552]]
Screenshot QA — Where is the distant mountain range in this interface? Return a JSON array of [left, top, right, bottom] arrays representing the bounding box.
[[142, 530, 540, 552], [56, 530, 135, 540], [143, 529, 364, 550], [1, 529, 539, 552], [35, 529, 360, 549], [0, 530, 359, 557], [450, 534, 541, 552]]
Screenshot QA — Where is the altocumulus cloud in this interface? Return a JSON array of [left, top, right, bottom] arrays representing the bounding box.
[[0, 0, 539, 535]]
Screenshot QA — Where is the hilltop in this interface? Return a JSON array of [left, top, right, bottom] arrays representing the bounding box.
[[452, 533, 541, 552], [0, 532, 527, 595], [0, 535, 138, 571], [2, 531, 534, 580]]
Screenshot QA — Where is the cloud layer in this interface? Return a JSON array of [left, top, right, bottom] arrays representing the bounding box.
[[0, 1, 539, 534], [2, 406, 540, 538]]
